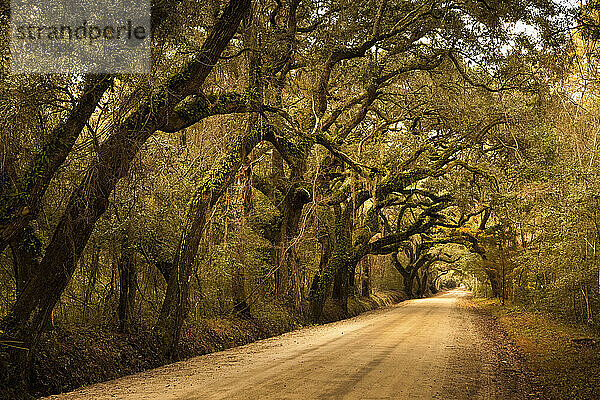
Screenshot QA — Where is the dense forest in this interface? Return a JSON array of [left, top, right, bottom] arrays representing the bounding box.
[[1, 0, 600, 398]]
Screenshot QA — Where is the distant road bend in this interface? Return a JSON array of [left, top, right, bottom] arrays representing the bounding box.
[[46, 290, 535, 400]]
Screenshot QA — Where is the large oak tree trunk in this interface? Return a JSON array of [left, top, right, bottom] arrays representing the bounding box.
[[400, 269, 415, 299], [310, 200, 355, 320], [274, 184, 310, 306]]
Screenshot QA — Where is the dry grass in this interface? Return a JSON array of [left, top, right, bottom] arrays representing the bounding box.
[[476, 299, 600, 400]]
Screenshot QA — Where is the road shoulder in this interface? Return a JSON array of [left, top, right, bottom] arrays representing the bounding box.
[[472, 298, 600, 400], [458, 296, 542, 400]]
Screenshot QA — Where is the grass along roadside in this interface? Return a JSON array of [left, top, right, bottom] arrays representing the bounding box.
[[475, 298, 600, 400]]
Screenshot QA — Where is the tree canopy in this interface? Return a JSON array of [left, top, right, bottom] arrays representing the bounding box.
[[1, 0, 597, 397]]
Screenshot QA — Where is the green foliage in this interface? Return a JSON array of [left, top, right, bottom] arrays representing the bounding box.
[[0, 0, 583, 396]]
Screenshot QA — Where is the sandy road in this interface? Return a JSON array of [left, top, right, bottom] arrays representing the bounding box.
[[45, 290, 535, 400]]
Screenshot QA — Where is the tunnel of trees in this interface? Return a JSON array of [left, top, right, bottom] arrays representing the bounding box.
[[1, 0, 599, 397]]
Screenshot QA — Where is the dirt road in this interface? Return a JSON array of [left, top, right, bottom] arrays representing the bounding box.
[[45, 290, 536, 400]]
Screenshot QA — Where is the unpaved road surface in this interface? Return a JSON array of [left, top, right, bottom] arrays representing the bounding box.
[[45, 290, 536, 400]]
